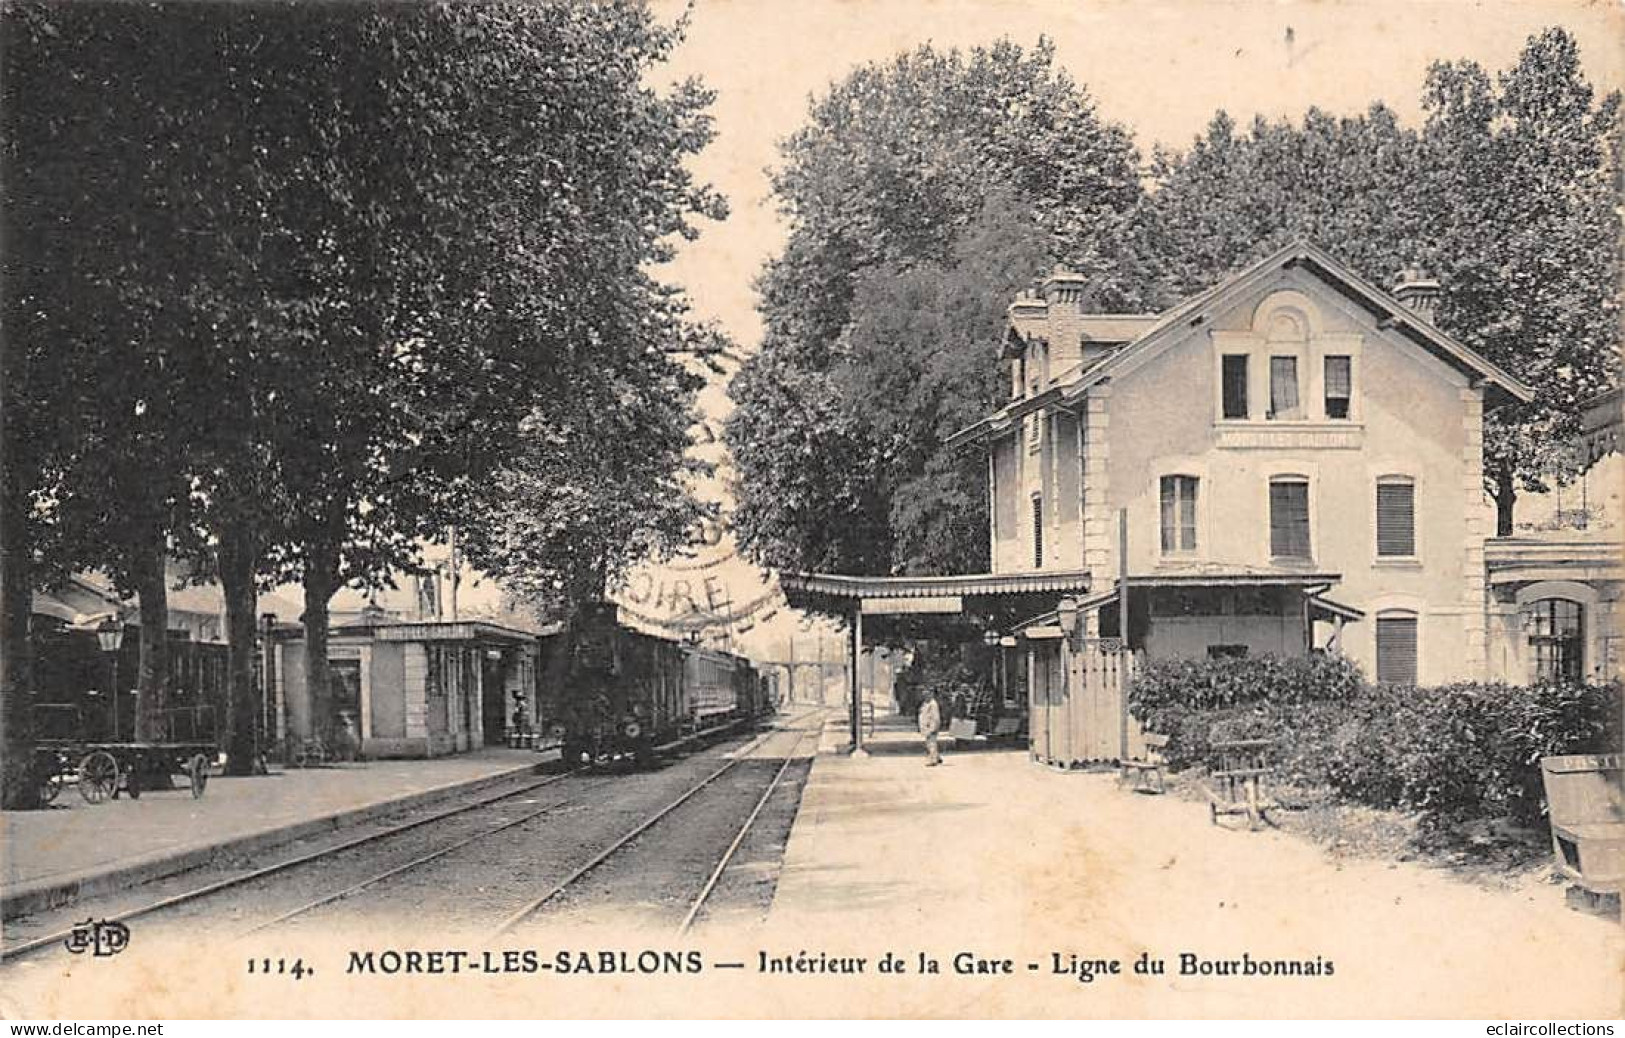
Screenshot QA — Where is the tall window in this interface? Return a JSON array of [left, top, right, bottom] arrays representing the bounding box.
[[1221, 355, 1249, 419], [1160, 475, 1198, 553], [1268, 356, 1300, 419], [1375, 610, 1419, 684], [1031, 496, 1044, 569], [1324, 355, 1352, 419], [1528, 598, 1583, 682], [1269, 478, 1311, 559], [1376, 477, 1416, 557]]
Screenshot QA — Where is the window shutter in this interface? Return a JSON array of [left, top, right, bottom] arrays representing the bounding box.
[[1375, 614, 1418, 683], [1376, 480, 1416, 556], [1032, 496, 1044, 569], [1270, 480, 1310, 558], [1159, 477, 1176, 552], [1222, 355, 1249, 419], [1180, 478, 1197, 550], [1324, 356, 1351, 418]]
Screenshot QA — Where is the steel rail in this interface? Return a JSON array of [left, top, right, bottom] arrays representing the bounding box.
[[486, 708, 827, 941], [676, 721, 820, 935], [238, 784, 605, 936], [0, 767, 579, 962]]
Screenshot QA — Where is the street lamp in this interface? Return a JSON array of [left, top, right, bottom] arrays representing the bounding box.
[[97, 616, 124, 741]]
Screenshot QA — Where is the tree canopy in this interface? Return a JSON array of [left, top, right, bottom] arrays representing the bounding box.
[[728, 27, 1622, 578], [0, 1, 725, 800], [728, 39, 1144, 575]]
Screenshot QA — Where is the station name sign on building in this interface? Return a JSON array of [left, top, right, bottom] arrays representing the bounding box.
[[860, 596, 964, 616]]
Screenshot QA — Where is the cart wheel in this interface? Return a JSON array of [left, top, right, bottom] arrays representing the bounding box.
[[78, 751, 119, 805], [188, 754, 210, 798], [291, 742, 310, 769]]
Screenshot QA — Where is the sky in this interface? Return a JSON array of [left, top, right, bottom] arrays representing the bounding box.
[[621, 0, 1625, 664], [652, 0, 1625, 351]]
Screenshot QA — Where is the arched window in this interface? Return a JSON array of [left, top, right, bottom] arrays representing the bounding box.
[[1527, 598, 1584, 682]]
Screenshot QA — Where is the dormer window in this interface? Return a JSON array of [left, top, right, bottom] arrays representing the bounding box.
[[1325, 355, 1352, 419], [1221, 355, 1249, 419], [1267, 356, 1301, 420]]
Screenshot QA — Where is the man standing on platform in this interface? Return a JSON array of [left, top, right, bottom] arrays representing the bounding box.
[[918, 689, 943, 766]]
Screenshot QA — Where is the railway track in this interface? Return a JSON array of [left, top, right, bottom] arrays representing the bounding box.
[[1, 711, 824, 962], [490, 710, 824, 939], [0, 767, 585, 962]]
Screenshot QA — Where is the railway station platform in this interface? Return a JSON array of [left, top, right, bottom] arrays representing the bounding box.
[[763, 723, 1623, 1018], [1, 747, 544, 919]]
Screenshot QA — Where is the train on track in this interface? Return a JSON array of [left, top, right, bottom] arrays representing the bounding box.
[[536, 602, 776, 769]]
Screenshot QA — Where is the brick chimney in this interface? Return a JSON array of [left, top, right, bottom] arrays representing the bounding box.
[[1040, 265, 1090, 372], [1392, 268, 1442, 324]]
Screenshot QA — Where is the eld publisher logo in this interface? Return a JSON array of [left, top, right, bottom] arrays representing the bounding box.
[[63, 919, 130, 958]]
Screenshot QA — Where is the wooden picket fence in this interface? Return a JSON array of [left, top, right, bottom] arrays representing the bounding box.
[[1029, 640, 1146, 767]]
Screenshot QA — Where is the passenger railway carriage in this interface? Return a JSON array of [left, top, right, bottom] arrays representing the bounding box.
[[538, 602, 771, 768]]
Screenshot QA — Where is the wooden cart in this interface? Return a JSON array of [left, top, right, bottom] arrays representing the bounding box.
[[1203, 736, 1276, 830], [31, 703, 215, 805]]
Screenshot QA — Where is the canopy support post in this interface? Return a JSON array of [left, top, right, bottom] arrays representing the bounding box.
[[849, 606, 867, 757]]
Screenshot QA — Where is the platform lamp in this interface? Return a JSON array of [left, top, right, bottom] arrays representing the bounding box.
[[96, 615, 124, 741], [1057, 597, 1080, 651], [982, 630, 1002, 704]]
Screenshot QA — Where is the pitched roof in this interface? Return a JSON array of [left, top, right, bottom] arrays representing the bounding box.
[[951, 241, 1536, 447]]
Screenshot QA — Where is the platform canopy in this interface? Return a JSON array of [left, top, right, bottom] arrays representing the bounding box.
[[779, 570, 1092, 756], [779, 569, 1091, 622]]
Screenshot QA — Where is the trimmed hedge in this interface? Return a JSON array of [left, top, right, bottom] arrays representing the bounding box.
[[1128, 652, 1622, 829], [1128, 652, 1362, 770]]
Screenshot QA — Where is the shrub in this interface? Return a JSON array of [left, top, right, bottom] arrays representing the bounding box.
[[1129, 651, 1620, 830], [1128, 652, 1363, 767], [1375, 680, 1622, 828]]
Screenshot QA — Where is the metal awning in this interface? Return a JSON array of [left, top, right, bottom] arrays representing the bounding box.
[[1120, 570, 1342, 589], [779, 569, 1091, 616], [1006, 577, 1361, 639]]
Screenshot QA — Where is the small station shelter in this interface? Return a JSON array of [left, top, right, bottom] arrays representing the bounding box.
[[779, 570, 1092, 754], [271, 616, 539, 758]]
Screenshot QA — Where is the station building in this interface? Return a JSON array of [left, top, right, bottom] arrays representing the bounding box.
[[269, 613, 541, 759], [786, 241, 1622, 763]]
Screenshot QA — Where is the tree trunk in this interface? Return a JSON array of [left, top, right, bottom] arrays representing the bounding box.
[[0, 460, 37, 808], [302, 542, 339, 750], [219, 526, 262, 776], [1493, 468, 1517, 538], [133, 532, 170, 742]]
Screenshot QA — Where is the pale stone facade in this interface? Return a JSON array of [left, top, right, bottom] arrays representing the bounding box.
[[956, 242, 1538, 686]]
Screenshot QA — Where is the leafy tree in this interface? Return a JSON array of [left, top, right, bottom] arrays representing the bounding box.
[[1416, 29, 1621, 533], [1133, 28, 1620, 533], [729, 39, 1144, 575], [457, 314, 714, 617], [1133, 104, 1426, 302], [1, 1, 728, 786], [252, 4, 728, 743], [839, 191, 1053, 573]]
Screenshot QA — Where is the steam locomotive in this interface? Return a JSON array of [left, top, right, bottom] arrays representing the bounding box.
[[537, 602, 773, 768]]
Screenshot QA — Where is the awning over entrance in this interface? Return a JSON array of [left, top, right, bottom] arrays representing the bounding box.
[[1003, 570, 1362, 655]]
